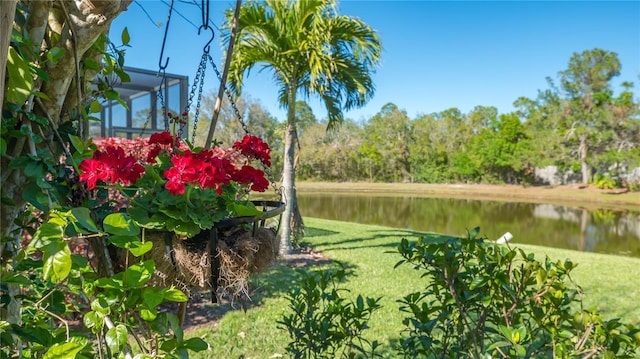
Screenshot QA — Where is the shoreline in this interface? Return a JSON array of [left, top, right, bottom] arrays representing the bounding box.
[[295, 182, 640, 211]]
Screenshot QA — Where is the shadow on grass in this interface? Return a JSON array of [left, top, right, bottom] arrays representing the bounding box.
[[181, 250, 359, 331], [181, 226, 457, 331], [311, 229, 456, 252], [304, 226, 340, 238]]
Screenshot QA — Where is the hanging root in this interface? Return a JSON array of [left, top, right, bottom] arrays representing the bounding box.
[[134, 227, 279, 301], [216, 227, 278, 300]]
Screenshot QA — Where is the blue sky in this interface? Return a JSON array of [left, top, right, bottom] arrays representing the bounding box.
[[111, 1, 640, 123]]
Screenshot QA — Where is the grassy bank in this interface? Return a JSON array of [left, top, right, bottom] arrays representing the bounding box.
[[190, 218, 640, 358], [296, 181, 640, 210]]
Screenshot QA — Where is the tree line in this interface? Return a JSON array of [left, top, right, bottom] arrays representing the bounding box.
[[203, 48, 639, 189]]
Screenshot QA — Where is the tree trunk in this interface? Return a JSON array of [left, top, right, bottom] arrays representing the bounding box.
[[279, 83, 302, 256], [579, 135, 589, 184], [279, 122, 296, 255], [204, 0, 241, 149], [0, 0, 18, 118], [1, 0, 24, 325], [1, 0, 132, 324]]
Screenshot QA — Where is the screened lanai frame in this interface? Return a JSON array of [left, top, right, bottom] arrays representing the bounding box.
[[90, 66, 189, 139]]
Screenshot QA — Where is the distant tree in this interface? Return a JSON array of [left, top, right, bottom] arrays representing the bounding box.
[[557, 48, 621, 184], [410, 113, 449, 183], [225, 0, 382, 254], [515, 94, 567, 169], [474, 113, 531, 184], [195, 92, 284, 180], [449, 106, 498, 182], [298, 120, 364, 181], [590, 82, 640, 185], [294, 101, 317, 136], [360, 103, 411, 182]]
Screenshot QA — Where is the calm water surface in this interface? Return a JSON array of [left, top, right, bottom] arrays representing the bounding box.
[[298, 193, 640, 258]]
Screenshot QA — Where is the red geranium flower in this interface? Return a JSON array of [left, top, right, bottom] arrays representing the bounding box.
[[79, 146, 143, 189], [233, 165, 269, 192], [149, 131, 174, 146], [233, 135, 271, 167], [79, 130, 274, 238]]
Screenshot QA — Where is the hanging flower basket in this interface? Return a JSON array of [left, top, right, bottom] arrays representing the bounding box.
[[77, 118, 281, 301], [144, 200, 285, 301]]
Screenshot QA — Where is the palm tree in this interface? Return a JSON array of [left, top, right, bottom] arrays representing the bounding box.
[[224, 0, 382, 255]]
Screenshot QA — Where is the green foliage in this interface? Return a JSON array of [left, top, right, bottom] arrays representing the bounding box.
[[278, 265, 382, 358], [593, 173, 620, 189], [394, 228, 640, 358], [2, 7, 207, 357], [1, 208, 206, 358]]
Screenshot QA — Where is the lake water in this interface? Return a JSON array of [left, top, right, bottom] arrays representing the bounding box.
[[297, 193, 640, 258]]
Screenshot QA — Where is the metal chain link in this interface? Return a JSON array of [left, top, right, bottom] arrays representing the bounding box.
[[153, 0, 174, 134], [183, 53, 207, 139], [157, 72, 169, 130]]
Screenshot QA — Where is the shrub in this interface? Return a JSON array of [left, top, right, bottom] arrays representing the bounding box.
[[278, 265, 382, 358], [395, 227, 640, 358]]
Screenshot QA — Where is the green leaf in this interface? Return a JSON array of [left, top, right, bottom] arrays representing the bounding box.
[[166, 220, 200, 238], [42, 241, 72, 283], [143, 287, 165, 308], [104, 213, 140, 236], [22, 181, 50, 211], [68, 135, 86, 153], [43, 341, 83, 359], [6, 47, 33, 104], [46, 47, 65, 64], [121, 27, 130, 45], [83, 311, 104, 332], [129, 240, 153, 257], [90, 297, 112, 314], [140, 307, 158, 321], [230, 202, 263, 217], [163, 288, 188, 303], [108, 235, 140, 248], [71, 207, 98, 232], [83, 58, 100, 71], [31, 222, 64, 248], [0, 137, 6, 156], [469, 276, 489, 290], [114, 67, 131, 83], [105, 324, 128, 354], [94, 277, 124, 289], [124, 260, 154, 288], [47, 290, 67, 315], [89, 100, 102, 114], [24, 160, 45, 177], [0, 273, 30, 285], [12, 325, 53, 346], [182, 337, 208, 352]]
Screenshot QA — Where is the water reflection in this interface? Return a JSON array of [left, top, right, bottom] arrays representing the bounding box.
[[298, 194, 640, 258]]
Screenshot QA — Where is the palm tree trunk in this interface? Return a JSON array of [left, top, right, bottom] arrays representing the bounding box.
[[279, 122, 296, 255]]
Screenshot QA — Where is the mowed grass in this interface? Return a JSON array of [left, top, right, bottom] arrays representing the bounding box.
[[189, 217, 640, 359]]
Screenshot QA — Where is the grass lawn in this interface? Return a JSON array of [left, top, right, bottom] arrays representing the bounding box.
[[189, 217, 640, 359]]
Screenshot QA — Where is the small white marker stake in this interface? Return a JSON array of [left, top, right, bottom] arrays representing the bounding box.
[[496, 232, 513, 244]]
